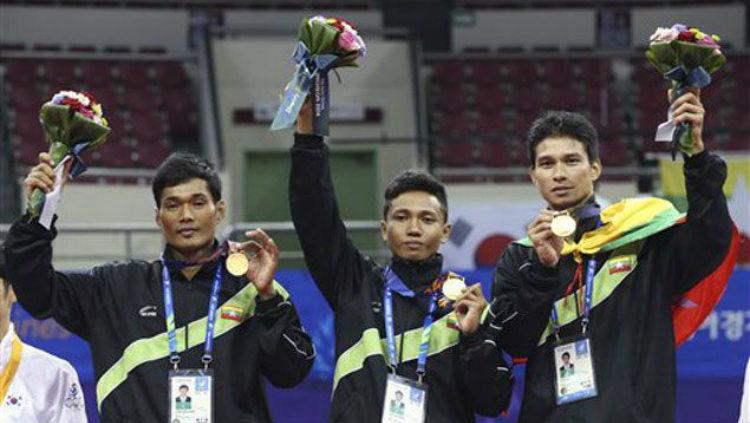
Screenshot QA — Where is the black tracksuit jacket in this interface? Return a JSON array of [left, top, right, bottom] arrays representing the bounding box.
[[3, 217, 315, 423], [488, 151, 735, 423], [290, 133, 513, 423]]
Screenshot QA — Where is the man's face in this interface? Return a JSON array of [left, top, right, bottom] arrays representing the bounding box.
[[530, 137, 601, 211], [381, 191, 451, 262], [562, 354, 570, 364], [0, 280, 16, 334], [179, 387, 188, 396], [155, 178, 226, 258]]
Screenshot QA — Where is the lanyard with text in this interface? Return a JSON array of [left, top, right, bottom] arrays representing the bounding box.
[[550, 219, 601, 340], [161, 255, 224, 370], [383, 267, 439, 384]]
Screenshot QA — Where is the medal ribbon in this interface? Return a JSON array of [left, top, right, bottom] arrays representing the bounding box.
[[0, 334, 23, 402], [383, 267, 441, 381], [551, 218, 601, 338], [161, 244, 228, 369]]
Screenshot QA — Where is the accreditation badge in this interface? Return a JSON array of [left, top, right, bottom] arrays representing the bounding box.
[[553, 336, 598, 405], [169, 369, 213, 423], [381, 374, 427, 423]]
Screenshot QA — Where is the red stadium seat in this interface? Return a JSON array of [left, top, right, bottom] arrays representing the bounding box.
[[433, 62, 466, 85], [476, 111, 507, 135], [600, 139, 631, 166], [6, 59, 40, 85], [435, 141, 475, 167], [479, 140, 511, 167], [433, 113, 471, 137], [152, 61, 188, 87], [9, 85, 43, 112], [123, 87, 157, 113], [474, 87, 504, 111], [117, 62, 151, 87], [78, 61, 114, 87], [471, 61, 501, 86], [42, 59, 78, 87]]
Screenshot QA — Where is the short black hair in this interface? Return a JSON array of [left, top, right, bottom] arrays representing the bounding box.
[[179, 385, 189, 390], [152, 152, 222, 207], [527, 111, 599, 167], [562, 352, 571, 359], [383, 170, 448, 221], [0, 249, 8, 295]]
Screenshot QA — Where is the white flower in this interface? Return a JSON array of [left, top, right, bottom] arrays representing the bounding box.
[[650, 27, 678, 43], [76, 93, 90, 107], [308, 15, 327, 27]]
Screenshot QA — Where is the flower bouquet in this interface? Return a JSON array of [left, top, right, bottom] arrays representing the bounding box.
[[646, 24, 726, 158], [270, 15, 366, 136], [28, 90, 110, 217]]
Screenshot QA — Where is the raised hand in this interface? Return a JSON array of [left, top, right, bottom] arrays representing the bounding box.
[[454, 283, 488, 336], [527, 210, 565, 268], [296, 97, 314, 135], [231, 228, 279, 300], [24, 152, 58, 200], [669, 88, 705, 154]]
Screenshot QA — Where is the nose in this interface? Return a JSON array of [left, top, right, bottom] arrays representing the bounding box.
[[178, 204, 194, 222], [406, 218, 421, 237], [552, 162, 567, 182]]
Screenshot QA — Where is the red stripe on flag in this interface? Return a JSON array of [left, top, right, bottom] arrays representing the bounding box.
[[673, 224, 741, 347]]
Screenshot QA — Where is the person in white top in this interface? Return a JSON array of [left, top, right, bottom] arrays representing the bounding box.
[[740, 356, 750, 423], [0, 253, 87, 423]]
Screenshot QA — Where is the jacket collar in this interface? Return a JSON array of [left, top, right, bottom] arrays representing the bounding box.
[[388, 254, 443, 293]]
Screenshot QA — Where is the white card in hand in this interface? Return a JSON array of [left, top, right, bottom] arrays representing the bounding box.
[[655, 110, 676, 143], [39, 156, 71, 230]]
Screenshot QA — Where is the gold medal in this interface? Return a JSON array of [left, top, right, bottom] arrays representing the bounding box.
[[226, 252, 249, 277], [442, 276, 467, 301], [551, 213, 576, 238]]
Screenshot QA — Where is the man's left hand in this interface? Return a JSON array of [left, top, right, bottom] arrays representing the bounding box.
[[231, 228, 278, 300], [669, 88, 705, 154], [454, 283, 487, 336]]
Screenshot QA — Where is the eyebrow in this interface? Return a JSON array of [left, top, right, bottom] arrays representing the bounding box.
[[163, 193, 209, 203], [537, 152, 584, 162], [390, 207, 440, 216]]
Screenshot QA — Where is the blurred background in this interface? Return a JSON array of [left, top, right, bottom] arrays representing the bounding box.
[[0, 0, 747, 422]]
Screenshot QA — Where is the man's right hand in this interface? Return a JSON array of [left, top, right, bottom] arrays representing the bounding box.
[[24, 152, 57, 202], [296, 97, 314, 135], [527, 210, 564, 268]]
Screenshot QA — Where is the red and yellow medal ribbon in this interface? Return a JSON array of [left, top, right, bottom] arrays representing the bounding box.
[[0, 334, 23, 404]]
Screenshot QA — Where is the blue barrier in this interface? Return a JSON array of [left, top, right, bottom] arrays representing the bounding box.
[[10, 268, 749, 422]]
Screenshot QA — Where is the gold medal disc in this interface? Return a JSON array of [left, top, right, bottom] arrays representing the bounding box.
[[442, 277, 467, 301], [226, 252, 249, 277], [550, 213, 576, 238]]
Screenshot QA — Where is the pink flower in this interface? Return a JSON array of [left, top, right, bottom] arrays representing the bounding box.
[[650, 26, 679, 43], [338, 28, 363, 52]]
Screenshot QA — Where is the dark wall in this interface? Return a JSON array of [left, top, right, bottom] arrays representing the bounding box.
[[382, 0, 453, 52]]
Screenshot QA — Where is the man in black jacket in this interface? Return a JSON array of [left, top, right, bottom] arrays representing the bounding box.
[[289, 103, 513, 423], [488, 90, 738, 423], [3, 151, 315, 422]]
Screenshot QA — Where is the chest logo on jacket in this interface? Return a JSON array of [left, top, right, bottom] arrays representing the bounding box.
[[139, 305, 158, 318], [4, 394, 23, 407]]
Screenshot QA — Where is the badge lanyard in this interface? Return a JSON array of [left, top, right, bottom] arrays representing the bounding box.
[[161, 255, 224, 370], [550, 218, 601, 340], [383, 267, 439, 384]]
